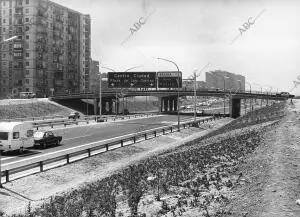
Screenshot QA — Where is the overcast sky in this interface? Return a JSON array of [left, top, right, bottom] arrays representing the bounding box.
[[53, 0, 300, 94]]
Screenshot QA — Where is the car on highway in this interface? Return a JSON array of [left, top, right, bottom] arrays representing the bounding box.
[[33, 131, 62, 149], [68, 112, 80, 119]]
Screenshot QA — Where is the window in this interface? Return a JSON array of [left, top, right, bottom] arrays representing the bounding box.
[[25, 26, 29, 31], [14, 53, 22, 57], [0, 132, 8, 140], [26, 62, 29, 66], [25, 79, 29, 84], [14, 44, 22, 48], [2, 28, 5, 32], [25, 8, 29, 13], [2, 53, 6, 58], [26, 35, 29, 40], [27, 130, 33, 137], [26, 53, 29, 57], [18, 35, 22, 40], [25, 70, 29, 75], [13, 132, 20, 139], [3, 19, 5, 24], [26, 0, 29, 4], [25, 18, 29, 22]]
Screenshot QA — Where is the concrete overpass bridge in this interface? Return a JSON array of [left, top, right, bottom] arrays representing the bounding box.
[[51, 89, 291, 118]]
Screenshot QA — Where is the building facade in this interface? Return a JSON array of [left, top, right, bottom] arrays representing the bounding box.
[[88, 59, 99, 92], [205, 70, 245, 92], [182, 79, 207, 91], [0, 0, 91, 98]]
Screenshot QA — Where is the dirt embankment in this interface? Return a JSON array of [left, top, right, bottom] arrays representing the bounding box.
[[227, 100, 300, 217]]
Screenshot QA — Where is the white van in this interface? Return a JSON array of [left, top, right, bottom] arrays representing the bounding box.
[[0, 122, 34, 152]]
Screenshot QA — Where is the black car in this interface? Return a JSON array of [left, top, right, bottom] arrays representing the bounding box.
[[68, 112, 80, 119], [33, 131, 62, 149]]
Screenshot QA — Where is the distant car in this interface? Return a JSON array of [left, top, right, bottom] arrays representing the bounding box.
[[33, 131, 62, 149], [276, 92, 290, 97], [68, 112, 80, 119]]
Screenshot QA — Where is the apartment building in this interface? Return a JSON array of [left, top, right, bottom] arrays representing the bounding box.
[[205, 70, 245, 92], [182, 79, 207, 91], [0, 0, 91, 98]]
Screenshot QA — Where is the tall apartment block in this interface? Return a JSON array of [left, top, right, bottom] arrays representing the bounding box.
[[205, 70, 245, 92], [0, 0, 91, 98]]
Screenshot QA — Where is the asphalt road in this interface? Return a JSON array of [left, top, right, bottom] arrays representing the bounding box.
[[1, 115, 198, 163]]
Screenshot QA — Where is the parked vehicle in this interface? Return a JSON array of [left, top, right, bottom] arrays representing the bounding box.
[[33, 131, 62, 149], [276, 92, 290, 97], [19, 92, 36, 98], [0, 122, 34, 153], [68, 112, 80, 119]]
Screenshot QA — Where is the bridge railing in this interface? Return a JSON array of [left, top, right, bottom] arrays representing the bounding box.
[[0, 116, 224, 184]]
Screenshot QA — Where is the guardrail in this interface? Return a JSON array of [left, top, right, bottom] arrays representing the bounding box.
[[0, 116, 223, 184], [33, 113, 157, 130], [1, 115, 65, 122]]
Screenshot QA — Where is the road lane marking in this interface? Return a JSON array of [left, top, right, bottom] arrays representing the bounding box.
[[63, 134, 94, 141], [2, 117, 210, 167]]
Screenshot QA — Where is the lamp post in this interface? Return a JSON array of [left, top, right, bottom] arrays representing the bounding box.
[[0, 36, 17, 188], [237, 80, 242, 92], [221, 76, 230, 115], [253, 83, 263, 107], [245, 82, 253, 111], [156, 57, 181, 132], [124, 65, 143, 72], [263, 87, 270, 106], [0, 36, 17, 44], [124, 65, 143, 114], [101, 66, 117, 115]]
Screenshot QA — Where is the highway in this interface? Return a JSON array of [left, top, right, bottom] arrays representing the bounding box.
[[1, 115, 201, 163]]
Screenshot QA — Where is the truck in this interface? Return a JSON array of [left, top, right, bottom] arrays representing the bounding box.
[[0, 122, 34, 153]]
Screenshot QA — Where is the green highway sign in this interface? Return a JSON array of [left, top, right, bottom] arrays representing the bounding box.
[[157, 71, 182, 88], [108, 72, 156, 88]]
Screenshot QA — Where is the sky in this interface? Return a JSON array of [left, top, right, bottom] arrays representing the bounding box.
[[53, 0, 300, 95]]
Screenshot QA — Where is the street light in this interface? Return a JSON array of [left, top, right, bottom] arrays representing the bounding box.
[[253, 83, 263, 107], [156, 57, 181, 132], [123, 65, 143, 114], [124, 65, 143, 72], [101, 66, 117, 115], [245, 82, 253, 111], [0, 36, 18, 44]]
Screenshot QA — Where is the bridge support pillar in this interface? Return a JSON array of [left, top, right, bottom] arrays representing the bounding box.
[[108, 99, 113, 114], [230, 97, 241, 118], [169, 98, 173, 112], [93, 98, 99, 115], [115, 100, 120, 114], [162, 97, 168, 112], [101, 99, 107, 115], [174, 98, 178, 112]]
